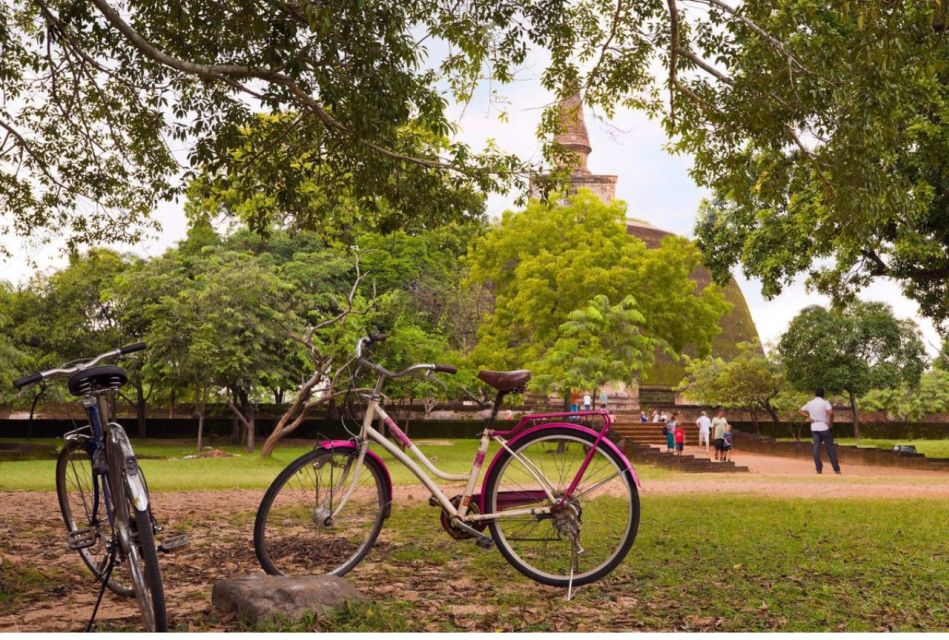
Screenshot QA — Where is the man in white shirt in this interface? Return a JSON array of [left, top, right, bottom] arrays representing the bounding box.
[[799, 387, 841, 474], [696, 411, 712, 453]]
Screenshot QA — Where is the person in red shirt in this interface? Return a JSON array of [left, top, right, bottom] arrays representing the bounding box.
[[673, 419, 686, 456]]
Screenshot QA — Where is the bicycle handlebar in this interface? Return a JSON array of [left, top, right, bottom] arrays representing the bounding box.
[[354, 335, 456, 380], [12, 342, 148, 391]]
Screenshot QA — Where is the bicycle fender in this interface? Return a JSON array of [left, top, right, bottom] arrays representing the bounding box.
[[317, 440, 394, 506], [108, 422, 150, 512], [479, 422, 641, 513]]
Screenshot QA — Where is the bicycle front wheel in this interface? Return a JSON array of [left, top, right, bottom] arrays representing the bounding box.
[[255, 447, 388, 577], [124, 503, 167, 632], [55, 439, 133, 597], [484, 427, 640, 587]]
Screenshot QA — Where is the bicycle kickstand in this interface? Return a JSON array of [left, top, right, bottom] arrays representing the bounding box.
[[84, 548, 117, 633]]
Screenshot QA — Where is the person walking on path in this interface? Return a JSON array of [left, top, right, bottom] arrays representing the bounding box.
[[599, 390, 609, 410], [664, 412, 677, 453], [711, 409, 729, 461], [569, 389, 580, 413], [696, 410, 712, 453], [582, 392, 593, 411], [799, 387, 841, 475], [640, 410, 648, 423], [674, 418, 686, 456]]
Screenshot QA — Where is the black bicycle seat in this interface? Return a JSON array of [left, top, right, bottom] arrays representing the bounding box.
[[477, 369, 531, 392], [67, 365, 128, 396]]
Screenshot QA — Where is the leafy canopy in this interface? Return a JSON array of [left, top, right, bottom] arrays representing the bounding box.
[[778, 302, 928, 399], [466, 191, 729, 385]]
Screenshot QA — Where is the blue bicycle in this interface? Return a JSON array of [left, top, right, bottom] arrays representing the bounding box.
[[14, 343, 185, 631]]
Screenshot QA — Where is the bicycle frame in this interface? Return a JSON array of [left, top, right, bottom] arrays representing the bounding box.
[[66, 392, 150, 535], [343, 396, 638, 529]]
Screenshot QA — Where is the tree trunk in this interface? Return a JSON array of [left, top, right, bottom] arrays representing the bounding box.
[[260, 369, 325, 458], [749, 407, 759, 434], [168, 387, 176, 419], [762, 400, 780, 427], [136, 385, 147, 439], [196, 386, 209, 451], [848, 390, 861, 439], [238, 389, 256, 453]]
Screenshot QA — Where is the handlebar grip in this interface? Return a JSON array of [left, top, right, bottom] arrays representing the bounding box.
[[368, 333, 387, 344], [119, 341, 147, 355], [433, 364, 457, 375], [13, 372, 43, 390]]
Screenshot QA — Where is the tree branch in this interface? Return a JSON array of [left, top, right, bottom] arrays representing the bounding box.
[[87, 0, 498, 178]]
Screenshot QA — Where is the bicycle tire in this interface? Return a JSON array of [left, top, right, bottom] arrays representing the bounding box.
[[55, 439, 134, 597], [483, 426, 640, 587], [123, 491, 167, 631], [255, 447, 388, 577]]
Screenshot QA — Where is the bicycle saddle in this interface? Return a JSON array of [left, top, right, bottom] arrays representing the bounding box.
[[477, 369, 531, 392], [67, 365, 128, 396]]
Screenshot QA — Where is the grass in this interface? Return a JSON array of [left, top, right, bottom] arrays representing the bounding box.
[[777, 437, 949, 459], [229, 496, 948, 632], [0, 437, 675, 491]]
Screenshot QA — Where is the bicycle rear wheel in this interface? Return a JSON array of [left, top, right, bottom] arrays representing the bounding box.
[[55, 439, 134, 597], [483, 427, 639, 587], [255, 447, 388, 577]]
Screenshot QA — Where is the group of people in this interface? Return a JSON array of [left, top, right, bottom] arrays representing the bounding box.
[[637, 387, 841, 474], [569, 389, 610, 412], [640, 408, 733, 461]]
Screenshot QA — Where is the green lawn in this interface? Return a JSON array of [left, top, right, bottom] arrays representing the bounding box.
[[270, 496, 948, 632], [778, 437, 949, 459], [0, 437, 674, 491]]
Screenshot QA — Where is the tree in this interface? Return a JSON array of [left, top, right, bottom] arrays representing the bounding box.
[[0, 0, 522, 249], [861, 368, 949, 421], [540, 294, 655, 399], [934, 342, 949, 372], [6, 1, 947, 330], [778, 302, 928, 438], [466, 191, 729, 386], [678, 343, 785, 431]]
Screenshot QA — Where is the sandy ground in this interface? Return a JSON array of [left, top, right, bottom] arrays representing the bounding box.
[[0, 451, 946, 631]]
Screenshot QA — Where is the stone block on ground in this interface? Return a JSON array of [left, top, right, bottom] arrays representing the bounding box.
[[212, 575, 365, 624]]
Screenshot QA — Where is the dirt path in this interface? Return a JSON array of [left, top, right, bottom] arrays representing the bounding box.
[[635, 450, 949, 499]]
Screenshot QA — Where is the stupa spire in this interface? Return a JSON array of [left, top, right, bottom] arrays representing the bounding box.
[[554, 91, 592, 174]]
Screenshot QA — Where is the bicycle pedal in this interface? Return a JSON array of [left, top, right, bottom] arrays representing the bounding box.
[[67, 527, 97, 550], [158, 533, 189, 553], [475, 535, 495, 550]]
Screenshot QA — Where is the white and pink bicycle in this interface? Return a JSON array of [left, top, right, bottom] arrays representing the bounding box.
[[254, 334, 641, 588]]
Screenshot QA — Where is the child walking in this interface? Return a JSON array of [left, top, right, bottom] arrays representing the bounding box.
[[722, 424, 734, 462], [674, 419, 686, 456]]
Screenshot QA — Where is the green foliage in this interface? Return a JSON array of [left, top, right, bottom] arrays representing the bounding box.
[[861, 369, 949, 420], [186, 115, 489, 240], [778, 301, 928, 434], [466, 191, 728, 387], [679, 343, 786, 421], [680, 2, 949, 328], [779, 302, 928, 398], [540, 294, 654, 394], [0, 0, 522, 250]]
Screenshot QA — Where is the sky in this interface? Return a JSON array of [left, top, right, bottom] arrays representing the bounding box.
[[0, 59, 942, 357]]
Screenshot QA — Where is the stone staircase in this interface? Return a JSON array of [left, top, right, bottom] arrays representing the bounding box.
[[622, 441, 749, 473], [612, 417, 750, 473]]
